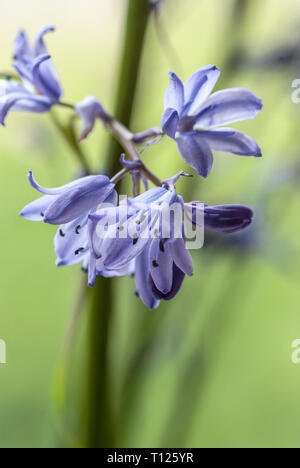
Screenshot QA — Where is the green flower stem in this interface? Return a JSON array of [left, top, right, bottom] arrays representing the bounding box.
[[105, 0, 151, 175], [83, 0, 151, 449], [50, 111, 92, 175]]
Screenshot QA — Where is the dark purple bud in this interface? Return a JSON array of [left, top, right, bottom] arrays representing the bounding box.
[[204, 204, 253, 233]]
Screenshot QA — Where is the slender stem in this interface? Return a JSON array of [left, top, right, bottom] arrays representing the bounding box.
[[106, 119, 163, 187], [55, 104, 164, 187], [132, 127, 163, 143], [50, 111, 92, 175], [83, 0, 151, 448]]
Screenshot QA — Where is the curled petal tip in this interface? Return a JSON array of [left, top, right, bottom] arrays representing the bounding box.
[[33, 53, 51, 66], [27, 170, 36, 188]]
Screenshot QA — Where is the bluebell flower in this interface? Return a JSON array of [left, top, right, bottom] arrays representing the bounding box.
[[75, 96, 111, 141], [162, 66, 263, 177], [20, 171, 117, 268], [87, 185, 194, 308], [0, 25, 62, 125]]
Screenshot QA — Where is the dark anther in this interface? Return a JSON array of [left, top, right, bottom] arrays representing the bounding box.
[[159, 240, 165, 253], [75, 225, 81, 235], [133, 236, 138, 245], [59, 229, 65, 237], [135, 291, 140, 298], [75, 248, 85, 256], [136, 215, 146, 225], [152, 260, 159, 268], [40, 212, 45, 217], [81, 267, 88, 274]]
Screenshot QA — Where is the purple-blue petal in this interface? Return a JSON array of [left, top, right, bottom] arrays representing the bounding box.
[[149, 238, 173, 294], [135, 246, 160, 309], [195, 88, 263, 128], [43, 178, 115, 225], [0, 90, 51, 125], [161, 107, 179, 139], [13, 30, 31, 61], [176, 132, 214, 178], [164, 72, 184, 112], [150, 263, 185, 301], [55, 215, 88, 266], [100, 215, 151, 270], [20, 194, 54, 221], [32, 25, 56, 56], [32, 53, 62, 103], [75, 97, 110, 141], [183, 65, 220, 115], [197, 128, 262, 157], [168, 238, 194, 276], [28, 171, 112, 196]]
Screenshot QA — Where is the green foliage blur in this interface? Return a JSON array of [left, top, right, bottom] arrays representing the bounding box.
[[1, 0, 300, 448]]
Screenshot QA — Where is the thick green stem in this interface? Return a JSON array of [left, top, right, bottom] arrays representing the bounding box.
[[83, 0, 151, 448], [106, 0, 151, 175]]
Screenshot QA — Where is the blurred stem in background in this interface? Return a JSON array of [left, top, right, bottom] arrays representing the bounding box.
[[50, 111, 91, 175], [221, 0, 250, 82], [161, 256, 250, 447], [82, 0, 151, 449]]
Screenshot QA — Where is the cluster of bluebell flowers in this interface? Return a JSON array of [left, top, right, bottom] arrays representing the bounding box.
[[1, 26, 262, 309]]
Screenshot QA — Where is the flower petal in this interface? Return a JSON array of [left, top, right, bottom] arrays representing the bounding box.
[[88, 252, 97, 287], [32, 53, 62, 103], [195, 88, 263, 128], [150, 263, 185, 301], [168, 238, 194, 276], [164, 72, 184, 112], [100, 213, 153, 270], [131, 187, 168, 205], [44, 179, 116, 225], [135, 246, 160, 309], [0, 90, 51, 125], [0, 80, 29, 96], [149, 238, 174, 294], [20, 194, 54, 221], [55, 215, 88, 266], [32, 25, 55, 56], [161, 108, 179, 139], [28, 171, 112, 195], [13, 30, 33, 84], [13, 30, 32, 60], [75, 96, 110, 141], [176, 132, 214, 178], [198, 128, 262, 157], [97, 260, 135, 278], [183, 65, 220, 115]]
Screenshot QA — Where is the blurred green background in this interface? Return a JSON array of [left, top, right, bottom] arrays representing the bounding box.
[[1, 0, 300, 448]]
